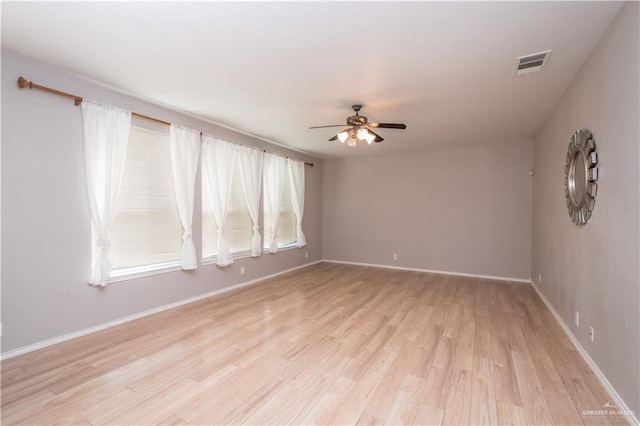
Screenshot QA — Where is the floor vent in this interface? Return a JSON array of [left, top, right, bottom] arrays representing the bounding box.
[[515, 50, 551, 75]]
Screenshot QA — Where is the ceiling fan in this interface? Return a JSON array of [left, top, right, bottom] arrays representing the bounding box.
[[309, 104, 407, 147]]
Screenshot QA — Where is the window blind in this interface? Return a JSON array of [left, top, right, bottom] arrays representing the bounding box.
[[94, 126, 183, 272], [264, 168, 297, 248], [202, 157, 253, 258]]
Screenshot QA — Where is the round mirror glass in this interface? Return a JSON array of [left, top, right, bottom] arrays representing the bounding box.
[[569, 149, 587, 207]]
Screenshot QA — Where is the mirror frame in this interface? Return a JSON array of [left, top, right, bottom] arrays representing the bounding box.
[[564, 129, 598, 225]]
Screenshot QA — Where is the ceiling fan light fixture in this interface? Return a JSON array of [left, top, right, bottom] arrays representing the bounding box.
[[337, 131, 349, 143], [364, 131, 376, 144], [347, 135, 357, 147], [356, 128, 376, 145]]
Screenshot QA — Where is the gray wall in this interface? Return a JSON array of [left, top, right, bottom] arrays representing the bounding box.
[[532, 1, 639, 415], [1, 51, 323, 353], [323, 138, 533, 280]]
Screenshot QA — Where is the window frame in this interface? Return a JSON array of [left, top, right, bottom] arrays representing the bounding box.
[[94, 123, 184, 283], [91, 121, 308, 284], [263, 162, 299, 250], [201, 146, 254, 263]]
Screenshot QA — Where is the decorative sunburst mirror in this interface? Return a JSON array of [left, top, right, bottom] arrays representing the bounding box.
[[564, 129, 598, 225]]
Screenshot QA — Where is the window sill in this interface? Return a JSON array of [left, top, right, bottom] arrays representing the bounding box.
[[202, 249, 253, 266], [263, 242, 299, 252], [109, 261, 183, 284]]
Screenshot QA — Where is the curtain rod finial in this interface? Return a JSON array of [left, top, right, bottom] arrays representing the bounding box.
[[74, 97, 83, 106], [17, 76, 31, 89]]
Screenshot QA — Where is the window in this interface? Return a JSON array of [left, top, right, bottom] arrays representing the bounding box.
[[93, 126, 182, 275], [202, 157, 253, 259], [264, 170, 297, 248]]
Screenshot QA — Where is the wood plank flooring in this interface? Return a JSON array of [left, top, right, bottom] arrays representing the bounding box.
[[1, 263, 624, 425]]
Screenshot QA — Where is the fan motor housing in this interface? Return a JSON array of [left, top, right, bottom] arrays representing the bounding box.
[[347, 115, 368, 126]]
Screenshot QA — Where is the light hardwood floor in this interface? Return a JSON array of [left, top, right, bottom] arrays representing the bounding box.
[[1, 263, 624, 425]]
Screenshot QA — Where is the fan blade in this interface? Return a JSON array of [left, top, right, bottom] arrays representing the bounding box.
[[309, 124, 347, 129], [369, 122, 407, 129], [367, 129, 384, 143]]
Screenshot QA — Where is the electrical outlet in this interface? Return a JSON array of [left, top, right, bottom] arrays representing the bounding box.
[[538, 273, 542, 283], [589, 326, 594, 343], [393, 254, 398, 261], [574, 310, 580, 327], [240, 266, 245, 275], [305, 252, 309, 259]]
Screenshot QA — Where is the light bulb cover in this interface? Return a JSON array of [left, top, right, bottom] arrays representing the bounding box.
[[347, 137, 357, 147], [337, 131, 349, 143], [364, 132, 376, 144], [356, 128, 369, 141]]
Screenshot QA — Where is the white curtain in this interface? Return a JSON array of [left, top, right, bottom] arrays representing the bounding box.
[[82, 101, 131, 286], [288, 159, 307, 248], [169, 125, 201, 270], [202, 135, 238, 267], [263, 153, 286, 253], [238, 146, 264, 257]]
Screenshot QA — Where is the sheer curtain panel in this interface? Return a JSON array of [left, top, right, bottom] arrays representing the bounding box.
[[169, 125, 201, 270], [202, 135, 238, 267], [263, 153, 287, 253], [238, 146, 264, 257], [82, 101, 131, 286], [287, 158, 307, 247]]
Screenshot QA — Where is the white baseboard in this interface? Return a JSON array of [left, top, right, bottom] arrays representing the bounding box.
[[322, 259, 531, 284], [1, 260, 322, 361], [530, 281, 638, 426]]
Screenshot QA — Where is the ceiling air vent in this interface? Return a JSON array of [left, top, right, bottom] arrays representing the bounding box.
[[515, 50, 551, 76]]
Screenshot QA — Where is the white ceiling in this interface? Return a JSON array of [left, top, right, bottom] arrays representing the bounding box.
[[2, 2, 622, 159]]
